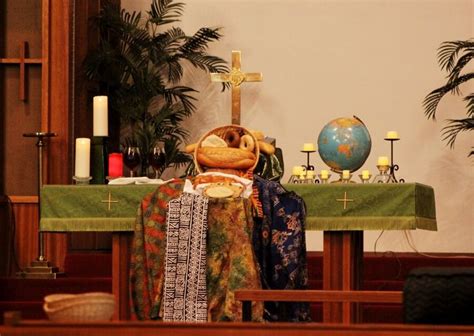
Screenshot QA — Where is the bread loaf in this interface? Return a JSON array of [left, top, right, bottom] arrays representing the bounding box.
[[197, 147, 256, 169]]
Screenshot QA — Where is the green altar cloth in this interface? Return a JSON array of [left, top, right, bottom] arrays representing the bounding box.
[[40, 182, 436, 232], [40, 185, 157, 232], [286, 183, 436, 231]]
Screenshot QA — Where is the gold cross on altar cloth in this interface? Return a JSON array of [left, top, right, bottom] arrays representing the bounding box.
[[336, 191, 354, 210], [210, 50, 263, 125], [101, 192, 119, 211]]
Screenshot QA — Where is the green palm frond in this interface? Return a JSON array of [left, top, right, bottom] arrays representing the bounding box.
[[437, 40, 474, 73], [465, 93, 474, 117], [84, 0, 227, 174], [180, 27, 223, 54], [441, 117, 474, 149], [148, 0, 184, 26], [423, 73, 474, 120], [446, 52, 474, 94]]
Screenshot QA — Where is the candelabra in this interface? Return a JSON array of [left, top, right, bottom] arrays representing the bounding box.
[[384, 135, 405, 183]]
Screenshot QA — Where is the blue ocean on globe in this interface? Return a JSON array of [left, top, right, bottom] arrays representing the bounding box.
[[317, 116, 372, 172]]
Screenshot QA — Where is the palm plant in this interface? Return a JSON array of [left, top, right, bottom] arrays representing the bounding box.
[[84, 0, 228, 176], [423, 39, 474, 156]]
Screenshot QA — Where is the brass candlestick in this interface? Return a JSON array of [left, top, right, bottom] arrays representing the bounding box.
[[20, 132, 62, 278]]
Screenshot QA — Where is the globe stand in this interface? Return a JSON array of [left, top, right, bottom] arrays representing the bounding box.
[[384, 137, 405, 183]]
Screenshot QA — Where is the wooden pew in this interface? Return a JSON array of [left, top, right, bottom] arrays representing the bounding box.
[[1, 319, 474, 336], [235, 289, 403, 322]]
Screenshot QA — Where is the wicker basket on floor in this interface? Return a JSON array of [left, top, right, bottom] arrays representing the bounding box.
[[43, 292, 115, 321], [194, 124, 259, 178]]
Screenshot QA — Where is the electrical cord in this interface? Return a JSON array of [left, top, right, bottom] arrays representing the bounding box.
[[403, 230, 474, 259]]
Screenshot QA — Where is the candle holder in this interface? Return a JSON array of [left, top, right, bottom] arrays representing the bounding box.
[[318, 173, 331, 184], [19, 132, 62, 279], [372, 165, 392, 183], [359, 173, 372, 184], [341, 172, 353, 184], [91, 136, 108, 184], [301, 149, 316, 171], [384, 136, 405, 183], [73, 176, 93, 185]]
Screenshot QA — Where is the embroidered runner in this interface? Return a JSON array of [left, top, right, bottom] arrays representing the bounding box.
[[163, 193, 209, 322]]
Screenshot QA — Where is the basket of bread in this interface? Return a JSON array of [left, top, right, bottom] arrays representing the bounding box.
[[43, 292, 115, 321], [189, 125, 260, 177]]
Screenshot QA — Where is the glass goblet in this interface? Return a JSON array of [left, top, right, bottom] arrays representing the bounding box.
[[123, 146, 141, 177], [148, 146, 165, 179]]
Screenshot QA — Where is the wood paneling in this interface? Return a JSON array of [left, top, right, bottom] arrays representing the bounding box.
[[8, 197, 39, 273]]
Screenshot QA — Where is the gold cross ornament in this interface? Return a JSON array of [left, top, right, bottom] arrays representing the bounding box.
[[210, 50, 263, 125], [101, 191, 119, 211], [336, 191, 354, 210]]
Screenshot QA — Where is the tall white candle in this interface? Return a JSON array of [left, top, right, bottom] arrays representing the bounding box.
[[75, 138, 91, 178], [93, 96, 108, 136]]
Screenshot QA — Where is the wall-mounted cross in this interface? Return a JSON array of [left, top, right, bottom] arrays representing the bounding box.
[[0, 41, 42, 101], [101, 191, 119, 211], [210, 50, 263, 125], [336, 191, 354, 210]]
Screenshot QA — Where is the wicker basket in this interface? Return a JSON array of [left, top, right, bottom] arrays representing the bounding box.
[[43, 292, 115, 321], [194, 124, 259, 177]]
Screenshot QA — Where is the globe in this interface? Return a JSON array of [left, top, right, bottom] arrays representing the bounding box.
[[317, 116, 372, 173]]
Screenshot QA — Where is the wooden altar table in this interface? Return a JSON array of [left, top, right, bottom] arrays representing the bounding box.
[[286, 183, 437, 323], [40, 183, 437, 323]]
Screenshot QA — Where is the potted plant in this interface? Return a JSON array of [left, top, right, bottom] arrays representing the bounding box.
[[423, 39, 474, 156], [84, 0, 228, 176]]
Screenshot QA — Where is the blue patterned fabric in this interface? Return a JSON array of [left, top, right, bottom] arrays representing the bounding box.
[[253, 175, 311, 322]]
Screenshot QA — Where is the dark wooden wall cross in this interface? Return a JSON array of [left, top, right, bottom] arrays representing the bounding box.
[[0, 41, 42, 101]]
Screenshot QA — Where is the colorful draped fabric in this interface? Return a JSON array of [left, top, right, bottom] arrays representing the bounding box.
[[253, 175, 312, 322], [163, 193, 209, 322], [130, 180, 263, 321]]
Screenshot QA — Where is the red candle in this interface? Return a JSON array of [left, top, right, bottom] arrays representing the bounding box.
[[108, 153, 123, 177]]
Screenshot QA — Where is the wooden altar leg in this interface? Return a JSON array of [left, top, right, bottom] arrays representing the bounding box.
[[112, 232, 132, 320], [323, 231, 363, 324]]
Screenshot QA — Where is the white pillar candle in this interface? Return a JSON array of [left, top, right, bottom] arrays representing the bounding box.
[[386, 131, 399, 139], [75, 138, 91, 178], [362, 170, 370, 179], [342, 170, 350, 179], [93, 96, 108, 136], [302, 143, 316, 151], [378, 156, 389, 166], [320, 169, 329, 179]]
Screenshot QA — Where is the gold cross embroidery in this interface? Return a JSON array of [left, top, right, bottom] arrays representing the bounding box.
[[210, 50, 263, 125], [336, 191, 354, 210], [101, 191, 119, 211]]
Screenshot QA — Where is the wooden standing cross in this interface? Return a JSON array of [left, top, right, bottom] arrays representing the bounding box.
[[210, 50, 263, 125], [0, 41, 42, 101]]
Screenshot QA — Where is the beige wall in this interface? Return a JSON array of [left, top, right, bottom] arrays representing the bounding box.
[[123, 0, 473, 253]]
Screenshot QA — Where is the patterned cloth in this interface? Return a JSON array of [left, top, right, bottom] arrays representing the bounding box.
[[253, 175, 312, 322], [163, 193, 209, 322], [130, 180, 263, 321]]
